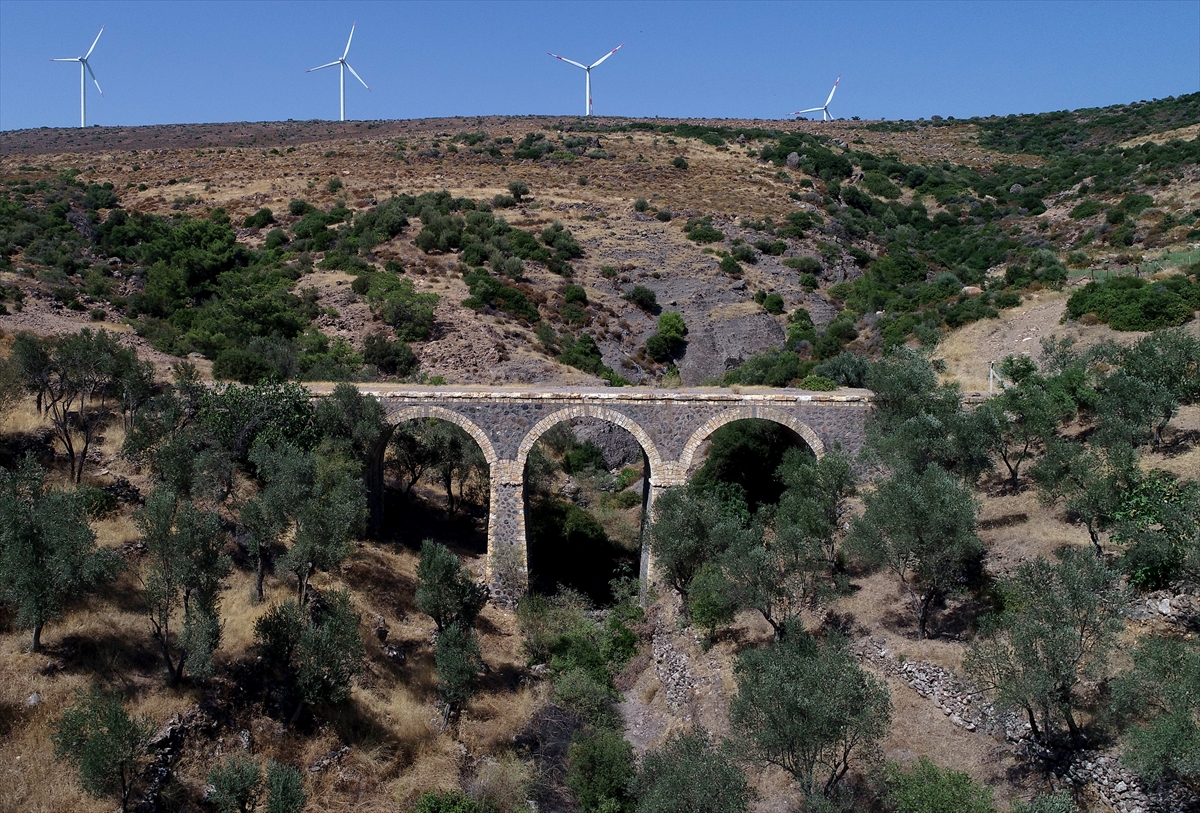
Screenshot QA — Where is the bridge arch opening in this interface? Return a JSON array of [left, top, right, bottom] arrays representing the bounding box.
[[681, 409, 825, 513], [383, 407, 497, 555], [517, 409, 658, 604]]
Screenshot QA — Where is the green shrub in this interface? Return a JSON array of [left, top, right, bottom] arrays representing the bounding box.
[[326, 177, 344, 193], [1066, 275, 1196, 330], [208, 755, 262, 813], [634, 198, 649, 212], [636, 729, 750, 813], [799, 374, 838, 391], [886, 758, 995, 813], [411, 790, 481, 813], [566, 729, 635, 813], [783, 256, 822, 275], [625, 285, 659, 313], [646, 334, 671, 363], [722, 348, 802, 387], [554, 667, 621, 729], [993, 292, 1021, 309], [367, 275, 440, 339], [243, 208, 275, 229], [213, 348, 275, 384], [89, 307, 106, 322], [655, 210, 672, 222], [264, 761, 306, 813], [1069, 199, 1103, 219], [685, 217, 724, 244], [671, 156, 689, 170], [493, 194, 517, 209], [564, 284, 588, 305], [363, 333, 417, 376], [1012, 792, 1077, 813], [264, 228, 288, 250], [719, 256, 742, 276], [799, 273, 818, 291], [762, 293, 784, 315], [687, 562, 736, 639], [863, 171, 903, 199], [288, 199, 314, 216], [813, 352, 870, 387], [508, 180, 530, 202], [731, 244, 757, 265], [562, 440, 607, 474]]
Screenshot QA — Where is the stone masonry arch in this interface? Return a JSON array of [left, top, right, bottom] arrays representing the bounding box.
[[514, 406, 665, 476], [365, 386, 869, 603], [677, 405, 826, 474], [385, 404, 500, 469]]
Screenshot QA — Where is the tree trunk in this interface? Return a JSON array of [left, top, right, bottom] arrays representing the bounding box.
[[298, 564, 312, 604], [290, 700, 305, 727], [255, 553, 266, 601], [917, 591, 938, 640], [1025, 706, 1040, 741], [31, 622, 43, 653]]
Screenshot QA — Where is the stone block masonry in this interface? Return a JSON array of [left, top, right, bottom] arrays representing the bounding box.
[[367, 385, 871, 599]]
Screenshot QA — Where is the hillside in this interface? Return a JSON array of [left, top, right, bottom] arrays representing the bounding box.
[[1, 94, 1195, 391], [0, 96, 1198, 813]]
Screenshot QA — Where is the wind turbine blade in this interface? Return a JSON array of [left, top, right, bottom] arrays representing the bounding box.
[[84, 24, 105, 60], [825, 74, 841, 107], [346, 62, 371, 91], [51, 57, 80, 62], [548, 52, 588, 70], [794, 107, 824, 114], [307, 60, 340, 72], [86, 61, 103, 96], [343, 21, 356, 59], [589, 42, 625, 68]]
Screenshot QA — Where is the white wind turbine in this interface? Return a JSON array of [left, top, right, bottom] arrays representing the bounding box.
[[51, 25, 105, 128], [547, 43, 625, 116], [793, 74, 842, 121], [307, 21, 371, 122]]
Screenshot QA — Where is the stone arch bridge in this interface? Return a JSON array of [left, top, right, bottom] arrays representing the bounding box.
[[364, 386, 871, 598]]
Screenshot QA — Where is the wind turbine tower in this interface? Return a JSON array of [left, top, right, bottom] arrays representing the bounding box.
[[307, 21, 371, 122], [793, 74, 842, 122], [51, 25, 105, 128], [548, 43, 625, 116]]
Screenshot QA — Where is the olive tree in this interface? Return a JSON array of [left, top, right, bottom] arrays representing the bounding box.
[[54, 687, 155, 813], [730, 633, 891, 800], [137, 487, 231, 685], [649, 483, 749, 612], [964, 548, 1123, 743], [849, 464, 983, 639], [635, 729, 750, 813], [18, 329, 138, 482], [0, 457, 121, 651], [242, 438, 365, 603], [416, 539, 488, 634], [1110, 635, 1200, 782], [254, 588, 364, 725]]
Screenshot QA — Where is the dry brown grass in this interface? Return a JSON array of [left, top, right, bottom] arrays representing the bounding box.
[[877, 671, 1029, 811]]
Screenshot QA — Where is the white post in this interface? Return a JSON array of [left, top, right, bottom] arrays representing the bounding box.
[[339, 62, 346, 121], [80, 62, 86, 128], [585, 69, 591, 116]]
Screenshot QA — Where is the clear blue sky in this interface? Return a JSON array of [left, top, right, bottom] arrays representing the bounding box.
[[1, 1, 1197, 130]]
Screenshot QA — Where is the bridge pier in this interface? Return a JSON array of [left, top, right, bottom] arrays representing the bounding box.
[[486, 460, 528, 606]]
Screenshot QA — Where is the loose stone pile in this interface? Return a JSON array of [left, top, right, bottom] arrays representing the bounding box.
[[651, 618, 695, 712]]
